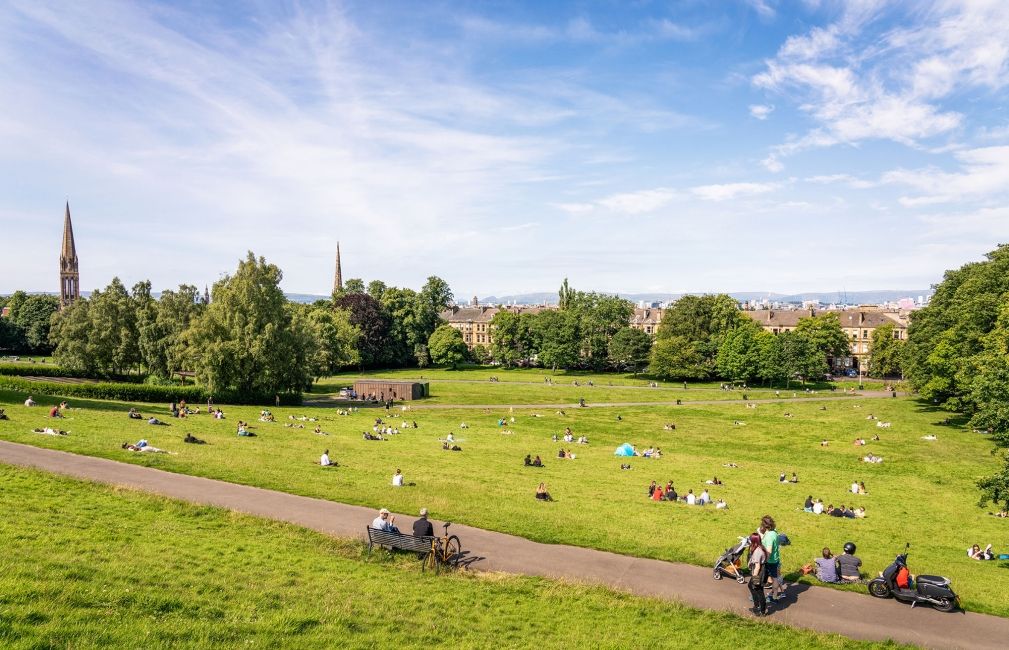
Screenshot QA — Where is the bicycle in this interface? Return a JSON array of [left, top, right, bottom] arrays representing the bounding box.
[[426, 522, 462, 573]]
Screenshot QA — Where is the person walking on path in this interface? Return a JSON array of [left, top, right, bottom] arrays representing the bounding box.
[[747, 532, 769, 616], [759, 514, 784, 602]]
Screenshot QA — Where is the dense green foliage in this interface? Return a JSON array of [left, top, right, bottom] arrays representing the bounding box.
[[607, 327, 652, 374], [0, 292, 59, 355], [867, 323, 904, 378], [427, 325, 468, 369], [0, 375, 299, 405], [0, 466, 901, 650]]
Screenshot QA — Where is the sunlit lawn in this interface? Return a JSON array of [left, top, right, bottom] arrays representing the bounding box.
[[0, 466, 906, 649], [1, 386, 1005, 617]]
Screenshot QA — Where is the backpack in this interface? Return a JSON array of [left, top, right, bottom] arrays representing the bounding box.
[[896, 566, 911, 589]]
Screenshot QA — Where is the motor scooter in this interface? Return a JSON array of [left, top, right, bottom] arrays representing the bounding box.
[[867, 543, 960, 612]]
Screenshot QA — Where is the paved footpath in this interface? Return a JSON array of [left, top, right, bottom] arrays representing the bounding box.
[[2, 440, 1005, 649]]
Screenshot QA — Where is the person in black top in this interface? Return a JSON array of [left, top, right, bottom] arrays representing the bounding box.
[[413, 508, 434, 537], [804, 495, 814, 510]]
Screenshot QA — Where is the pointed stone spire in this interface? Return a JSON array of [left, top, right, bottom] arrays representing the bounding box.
[[333, 242, 343, 294], [203, 285, 210, 305], [59, 202, 80, 307]]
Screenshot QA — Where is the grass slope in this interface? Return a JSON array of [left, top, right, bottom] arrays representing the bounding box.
[[0, 466, 904, 649], [0, 387, 1006, 617]]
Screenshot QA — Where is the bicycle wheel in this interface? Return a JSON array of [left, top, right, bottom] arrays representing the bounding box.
[[444, 535, 462, 567]]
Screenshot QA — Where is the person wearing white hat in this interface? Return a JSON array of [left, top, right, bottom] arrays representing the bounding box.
[[371, 508, 399, 533], [413, 508, 434, 537]]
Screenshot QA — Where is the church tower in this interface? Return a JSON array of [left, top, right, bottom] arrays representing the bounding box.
[[59, 202, 80, 308], [333, 242, 343, 294]]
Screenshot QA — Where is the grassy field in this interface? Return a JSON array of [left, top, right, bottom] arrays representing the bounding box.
[[1, 386, 1006, 617], [0, 465, 906, 649], [311, 371, 887, 406]]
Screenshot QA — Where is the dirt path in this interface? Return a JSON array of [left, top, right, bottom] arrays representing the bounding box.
[[1, 440, 1004, 649]]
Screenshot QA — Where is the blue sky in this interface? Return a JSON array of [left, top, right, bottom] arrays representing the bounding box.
[[3, 0, 1009, 298]]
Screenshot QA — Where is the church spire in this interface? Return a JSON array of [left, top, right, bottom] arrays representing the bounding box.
[[333, 242, 343, 294], [59, 202, 80, 307]]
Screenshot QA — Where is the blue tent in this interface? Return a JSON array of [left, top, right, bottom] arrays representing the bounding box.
[[614, 443, 635, 457]]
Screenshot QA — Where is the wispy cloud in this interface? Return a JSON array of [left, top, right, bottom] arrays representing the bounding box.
[[753, 1, 1009, 169], [691, 182, 779, 201], [882, 146, 1009, 206], [749, 104, 774, 120]]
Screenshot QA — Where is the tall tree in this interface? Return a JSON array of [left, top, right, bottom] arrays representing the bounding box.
[[716, 318, 767, 382], [608, 327, 652, 375], [303, 306, 360, 377], [649, 335, 707, 380], [533, 310, 580, 371], [867, 322, 905, 378], [977, 451, 1009, 514], [794, 312, 850, 360], [49, 299, 96, 375], [334, 292, 391, 368], [570, 293, 634, 370], [11, 294, 59, 353], [656, 294, 743, 378], [558, 278, 574, 310], [427, 325, 469, 369], [182, 252, 312, 395]]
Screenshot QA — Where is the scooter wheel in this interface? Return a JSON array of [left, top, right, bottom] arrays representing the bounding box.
[[713, 571, 722, 580], [736, 577, 746, 584], [933, 597, 956, 613], [868, 580, 890, 598]]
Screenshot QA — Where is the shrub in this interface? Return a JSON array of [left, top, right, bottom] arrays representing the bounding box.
[[0, 364, 141, 383], [0, 376, 301, 406]]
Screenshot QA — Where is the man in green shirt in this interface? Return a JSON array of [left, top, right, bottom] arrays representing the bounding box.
[[759, 515, 784, 601]]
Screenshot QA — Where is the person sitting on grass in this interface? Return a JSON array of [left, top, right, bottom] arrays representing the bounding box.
[[686, 489, 696, 505], [814, 548, 838, 583], [128, 408, 143, 420], [804, 495, 814, 512], [313, 425, 328, 436], [715, 498, 728, 509], [49, 405, 63, 419], [320, 449, 337, 467], [968, 544, 995, 560], [698, 489, 710, 505], [813, 499, 824, 515], [24, 396, 36, 407], [237, 422, 256, 437], [665, 484, 678, 502], [183, 433, 205, 444], [535, 483, 553, 501], [779, 472, 787, 483], [0, 408, 8, 421], [859, 481, 867, 494], [558, 448, 567, 459], [442, 442, 462, 451], [790, 472, 799, 483], [837, 542, 862, 582], [392, 469, 405, 487], [371, 508, 399, 533], [524, 454, 532, 466]]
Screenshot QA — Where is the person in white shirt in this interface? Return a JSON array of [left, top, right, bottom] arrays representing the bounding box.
[[813, 499, 824, 515], [715, 499, 728, 509], [686, 490, 696, 505], [699, 489, 710, 505], [371, 508, 399, 532], [24, 396, 36, 407], [320, 450, 336, 467], [392, 469, 404, 487], [851, 481, 859, 494], [446, 433, 454, 443]]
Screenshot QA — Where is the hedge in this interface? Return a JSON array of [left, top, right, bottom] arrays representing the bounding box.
[[0, 377, 302, 406], [0, 364, 141, 383]]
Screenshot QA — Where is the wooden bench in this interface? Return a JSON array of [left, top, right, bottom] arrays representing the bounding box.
[[366, 526, 436, 569]]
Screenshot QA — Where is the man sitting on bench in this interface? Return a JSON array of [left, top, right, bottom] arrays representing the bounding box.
[[371, 508, 399, 533]]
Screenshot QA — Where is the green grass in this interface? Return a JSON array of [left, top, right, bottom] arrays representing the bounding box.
[[0, 466, 905, 649], [1, 387, 1007, 618], [312, 370, 871, 406]]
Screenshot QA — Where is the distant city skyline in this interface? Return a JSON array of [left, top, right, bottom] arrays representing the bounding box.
[[3, 2, 1009, 296]]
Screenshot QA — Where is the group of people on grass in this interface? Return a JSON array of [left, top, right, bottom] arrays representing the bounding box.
[[647, 480, 728, 509], [803, 496, 866, 518]]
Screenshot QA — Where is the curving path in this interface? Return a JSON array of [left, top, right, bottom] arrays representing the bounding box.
[[2, 439, 1004, 650]]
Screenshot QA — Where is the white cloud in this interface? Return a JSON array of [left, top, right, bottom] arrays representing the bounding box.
[[597, 188, 678, 214], [805, 174, 875, 189], [746, 0, 777, 19], [749, 104, 774, 120], [753, 1, 1009, 168], [691, 182, 779, 201], [554, 203, 596, 215], [882, 145, 1009, 206]]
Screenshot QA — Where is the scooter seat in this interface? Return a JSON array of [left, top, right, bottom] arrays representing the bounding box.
[[917, 575, 948, 586]]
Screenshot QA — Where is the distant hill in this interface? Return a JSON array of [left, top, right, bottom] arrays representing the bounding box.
[[479, 289, 932, 306]]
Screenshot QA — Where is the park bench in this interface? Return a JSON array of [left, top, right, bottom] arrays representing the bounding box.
[[366, 526, 436, 570]]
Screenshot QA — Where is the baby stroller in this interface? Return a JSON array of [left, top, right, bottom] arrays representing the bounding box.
[[713, 536, 749, 583]]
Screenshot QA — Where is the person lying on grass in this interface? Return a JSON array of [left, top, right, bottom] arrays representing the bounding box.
[[128, 408, 143, 420], [968, 544, 995, 560], [33, 427, 67, 436], [442, 442, 462, 451], [313, 425, 328, 436], [183, 433, 206, 444], [122, 441, 170, 453]]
